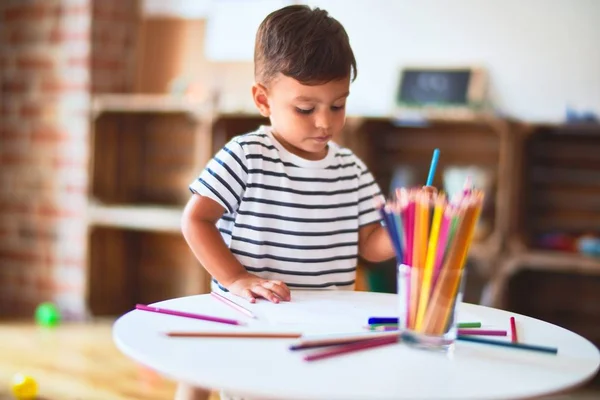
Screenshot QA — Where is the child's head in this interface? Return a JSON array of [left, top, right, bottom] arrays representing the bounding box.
[[252, 5, 356, 160]]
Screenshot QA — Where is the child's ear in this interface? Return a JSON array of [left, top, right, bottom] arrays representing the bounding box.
[[252, 83, 270, 117]]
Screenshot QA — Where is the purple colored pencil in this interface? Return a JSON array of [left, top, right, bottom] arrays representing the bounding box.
[[135, 304, 244, 326]]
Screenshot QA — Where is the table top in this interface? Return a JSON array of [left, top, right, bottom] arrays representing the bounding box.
[[113, 290, 600, 400]]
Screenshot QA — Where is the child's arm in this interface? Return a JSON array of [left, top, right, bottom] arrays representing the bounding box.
[[358, 222, 395, 262], [182, 193, 291, 303]]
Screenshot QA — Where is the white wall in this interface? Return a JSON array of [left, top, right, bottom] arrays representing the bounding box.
[[145, 0, 600, 123], [302, 0, 600, 122]]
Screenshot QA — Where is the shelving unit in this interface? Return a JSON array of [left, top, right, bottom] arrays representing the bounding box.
[[86, 94, 214, 316], [344, 116, 514, 287], [485, 123, 600, 386]]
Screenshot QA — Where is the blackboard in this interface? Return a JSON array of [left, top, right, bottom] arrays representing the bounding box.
[[397, 69, 472, 106]]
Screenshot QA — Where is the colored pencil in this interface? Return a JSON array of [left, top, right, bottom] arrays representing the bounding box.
[[458, 329, 507, 337], [303, 335, 399, 362], [135, 304, 244, 326], [166, 331, 301, 338], [290, 331, 398, 350], [457, 335, 558, 355], [510, 316, 518, 343], [415, 194, 444, 331], [426, 148, 440, 186], [210, 291, 256, 319]]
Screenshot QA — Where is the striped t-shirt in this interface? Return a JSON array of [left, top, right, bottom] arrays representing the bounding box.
[[189, 126, 384, 290]]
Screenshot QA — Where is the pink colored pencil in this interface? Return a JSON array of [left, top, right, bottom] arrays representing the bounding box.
[[510, 316, 518, 343], [211, 291, 256, 319], [405, 198, 416, 266], [458, 329, 507, 337], [135, 304, 245, 326], [303, 335, 399, 362]]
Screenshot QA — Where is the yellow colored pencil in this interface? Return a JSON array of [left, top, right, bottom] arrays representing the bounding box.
[[414, 194, 445, 331]]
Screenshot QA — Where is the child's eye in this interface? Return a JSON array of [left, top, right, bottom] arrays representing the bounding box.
[[295, 107, 314, 115], [331, 104, 345, 111]]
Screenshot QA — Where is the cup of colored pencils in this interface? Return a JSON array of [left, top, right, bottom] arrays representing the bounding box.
[[378, 185, 484, 352]]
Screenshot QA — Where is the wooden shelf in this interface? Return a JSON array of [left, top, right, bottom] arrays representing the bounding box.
[[505, 250, 600, 274], [91, 94, 210, 118], [87, 203, 183, 233]]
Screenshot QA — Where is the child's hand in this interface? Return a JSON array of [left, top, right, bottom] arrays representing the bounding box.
[[227, 273, 291, 304]]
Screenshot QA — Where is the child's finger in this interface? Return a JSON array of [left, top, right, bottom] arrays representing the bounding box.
[[241, 288, 257, 303], [263, 281, 290, 301], [251, 285, 280, 303]]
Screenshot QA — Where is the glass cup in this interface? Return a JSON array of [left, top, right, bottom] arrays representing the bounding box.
[[397, 263, 467, 352]]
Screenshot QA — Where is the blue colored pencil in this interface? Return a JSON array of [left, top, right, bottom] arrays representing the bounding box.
[[457, 335, 558, 354], [426, 148, 440, 186]]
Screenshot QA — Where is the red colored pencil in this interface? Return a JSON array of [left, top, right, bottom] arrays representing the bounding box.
[[303, 335, 399, 362], [510, 316, 518, 343]]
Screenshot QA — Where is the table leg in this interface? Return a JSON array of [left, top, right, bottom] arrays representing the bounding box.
[[175, 383, 211, 400]]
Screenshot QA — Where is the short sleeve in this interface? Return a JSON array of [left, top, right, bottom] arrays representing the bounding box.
[[189, 139, 248, 214], [356, 159, 385, 227]]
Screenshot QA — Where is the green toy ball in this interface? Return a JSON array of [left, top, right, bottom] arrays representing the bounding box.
[[11, 373, 38, 399], [34, 302, 60, 327]]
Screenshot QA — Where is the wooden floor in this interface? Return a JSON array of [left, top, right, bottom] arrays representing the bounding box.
[[0, 319, 220, 400], [0, 319, 598, 400]]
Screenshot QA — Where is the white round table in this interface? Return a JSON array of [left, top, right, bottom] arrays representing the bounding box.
[[113, 290, 599, 400]]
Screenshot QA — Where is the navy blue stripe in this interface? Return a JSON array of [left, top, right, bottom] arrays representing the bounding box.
[[206, 168, 240, 205], [233, 249, 355, 264], [234, 223, 357, 236], [338, 153, 353, 158], [238, 141, 276, 151], [242, 197, 358, 209], [359, 194, 376, 204], [248, 169, 358, 183], [214, 157, 246, 190], [287, 280, 355, 288], [236, 209, 357, 223], [230, 235, 357, 250], [359, 207, 378, 216], [223, 145, 248, 174], [212, 278, 229, 292], [246, 154, 298, 167], [326, 162, 357, 170], [246, 183, 358, 196], [358, 180, 377, 190], [360, 169, 370, 175], [218, 228, 232, 235], [243, 265, 356, 276], [198, 178, 233, 213], [222, 215, 235, 222]]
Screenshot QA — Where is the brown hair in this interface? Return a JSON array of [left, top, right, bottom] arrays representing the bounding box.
[[254, 5, 357, 85]]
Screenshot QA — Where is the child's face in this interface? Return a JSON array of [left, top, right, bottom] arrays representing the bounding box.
[[253, 74, 350, 160]]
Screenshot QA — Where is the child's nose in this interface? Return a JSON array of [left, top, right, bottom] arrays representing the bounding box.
[[314, 111, 332, 130]]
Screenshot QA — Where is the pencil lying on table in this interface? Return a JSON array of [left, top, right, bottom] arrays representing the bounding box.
[[211, 291, 257, 319], [166, 331, 302, 338], [135, 304, 245, 326]]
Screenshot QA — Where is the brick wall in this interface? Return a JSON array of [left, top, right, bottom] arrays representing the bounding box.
[[91, 0, 139, 93], [0, 0, 92, 318]]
